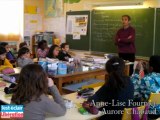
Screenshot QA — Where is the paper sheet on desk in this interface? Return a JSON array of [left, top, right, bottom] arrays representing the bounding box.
[[93, 58, 108, 64], [91, 64, 104, 69]]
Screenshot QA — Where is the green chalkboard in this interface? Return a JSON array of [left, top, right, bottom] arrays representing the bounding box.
[[155, 8, 160, 55], [66, 11, 90, 50], [91, 8, 155, 57]]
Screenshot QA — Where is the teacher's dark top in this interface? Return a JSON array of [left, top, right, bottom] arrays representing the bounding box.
[[115, 26, 136, 53]]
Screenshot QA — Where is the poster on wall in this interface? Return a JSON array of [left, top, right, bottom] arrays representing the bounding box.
[[66, 15, 88, 36], [45, 0, 63, 17], [24, 14, 42, 36]]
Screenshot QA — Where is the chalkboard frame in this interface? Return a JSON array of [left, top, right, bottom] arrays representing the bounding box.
[[66, 8, 160, 57], [155, 8, 160, 55]]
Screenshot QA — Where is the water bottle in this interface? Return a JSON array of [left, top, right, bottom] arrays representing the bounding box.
[[38, 59, 47, 71], [47, 62, 58, 76], [67, 62, 75, 73], [58, 62, 67, 75]]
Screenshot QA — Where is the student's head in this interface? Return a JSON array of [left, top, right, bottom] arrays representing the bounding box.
[[47, 45, 59, 58], [105, 57, 127, 91], [19, 42, 27, 49], [0, 42, 10, 52], [149, 55, 160, 73], [11, 64, 48, 104], [0, 46, 7, 60], [38, 40, 47, 50], [122, 15, 131, 27], [61, 43, 69, 52], [18, 47, 30, 58]]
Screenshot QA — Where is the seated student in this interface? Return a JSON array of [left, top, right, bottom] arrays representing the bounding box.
[[88, 57, 134, 120], [11, 64, 66, 120], [47, 45, 59, 59], [19, 42, 34, 59], [37, 40, 49, 58], [131, 55, 160, 101], [0, 42, 16, 63], [0, 46, 13, 72], [19, 42, 27, 49], [17, 47, 33, 67], [58, 43, 71, 61]]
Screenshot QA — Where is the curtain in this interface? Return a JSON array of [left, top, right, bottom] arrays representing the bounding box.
[[0, 0, 23, 41]]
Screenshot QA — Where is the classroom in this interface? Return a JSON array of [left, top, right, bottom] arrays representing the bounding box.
[[0, 0, 160, 120]]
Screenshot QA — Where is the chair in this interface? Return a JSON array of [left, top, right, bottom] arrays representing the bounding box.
[[148, 93, 160, 120], [148, 93, 160, 104], [122, 106, 146, 120]]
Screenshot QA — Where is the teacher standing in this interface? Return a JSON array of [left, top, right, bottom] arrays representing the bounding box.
[[115, 15, 136, 75]]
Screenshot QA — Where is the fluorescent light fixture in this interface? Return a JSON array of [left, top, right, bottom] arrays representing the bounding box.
[[94, 5, 146, 10], [92, 0, 146, 10]]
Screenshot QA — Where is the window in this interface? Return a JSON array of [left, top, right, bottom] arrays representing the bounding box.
[[0, 0, 23, 41]]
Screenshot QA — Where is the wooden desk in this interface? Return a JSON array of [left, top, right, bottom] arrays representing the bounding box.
[[12, 62, 131, 95], [50, 62, 131, 94], [12, 67, 105, 95], [51, 68, 106, 94]]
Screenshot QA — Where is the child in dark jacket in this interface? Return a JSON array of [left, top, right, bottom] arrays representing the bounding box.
[[88, 57, 134, 120], [58, 43, 71, 61], [0, 42, 16, 63]]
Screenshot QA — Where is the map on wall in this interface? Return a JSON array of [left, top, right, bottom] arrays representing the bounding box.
[[45, 0, 63, 17]]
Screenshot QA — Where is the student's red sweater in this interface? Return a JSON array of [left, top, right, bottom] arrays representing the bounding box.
[[115, 26, 136, 53]]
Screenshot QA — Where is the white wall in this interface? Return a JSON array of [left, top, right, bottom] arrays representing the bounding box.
[[44, 17, 66, 43]]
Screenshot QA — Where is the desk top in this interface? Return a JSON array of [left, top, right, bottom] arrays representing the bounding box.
[[0, 79, 100, 105], [13, 60, 132, 78], [46, 87, 102, 120], [13, 63, 106, 78], [0, 80, 102, 120]]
